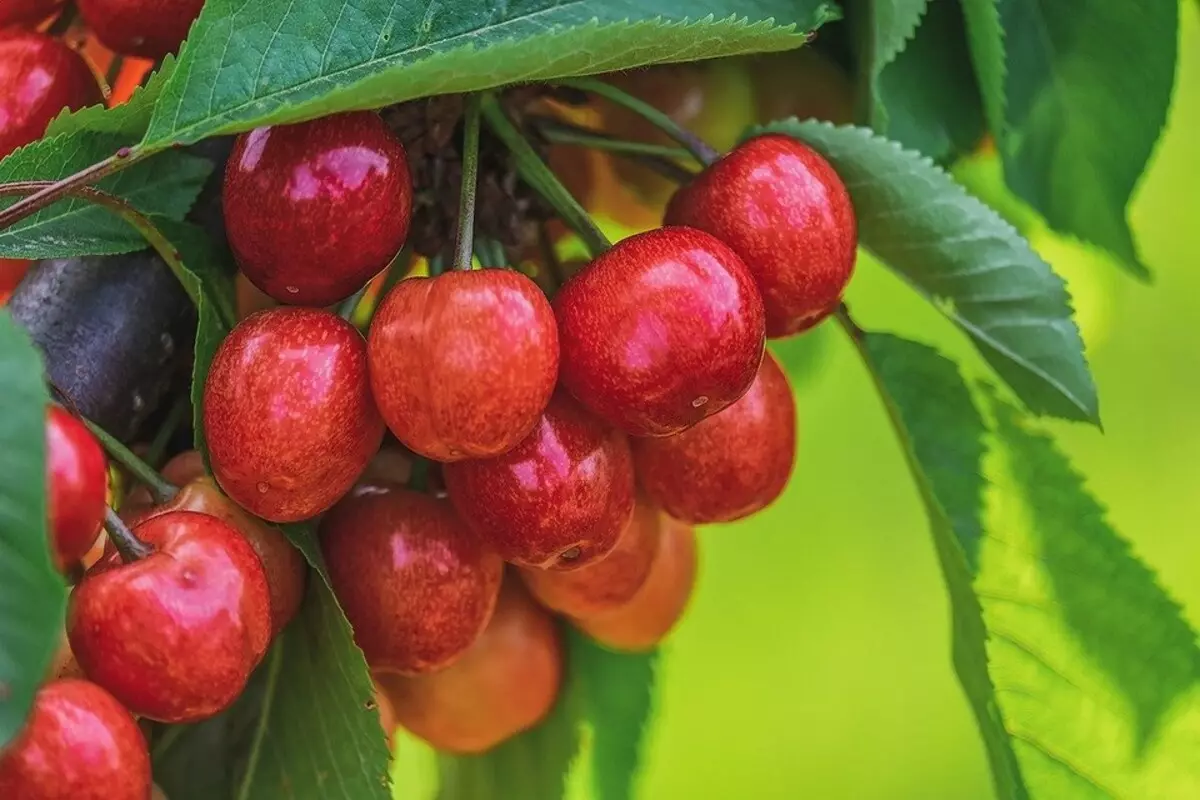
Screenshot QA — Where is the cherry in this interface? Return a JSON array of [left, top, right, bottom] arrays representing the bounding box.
[[75, 0, 205, 59], [520, 495, 661, 619], [665, 134, 857, 337], [223, 112, 412, 306], [554, 226, 765, 437], [203, 307, 385, 523], [577, 513, 697, 653], [376, 579, 562, 754], [0, 0, 64, 28], [633, 351, 795, 524], [443, 391, 635, 570], [368, 268, 559, 462], [320, 486, 503, 675], [0, 679, 150, 800], [0, 31, 102, 160], [68, 510, 272, 723], [45, 406, 107, 571]]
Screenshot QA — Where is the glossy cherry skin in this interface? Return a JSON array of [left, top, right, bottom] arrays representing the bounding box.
[[520, 496, 661, 619], [666, 134, 857, 337], [577, 513, 697, 652], [204, 307, 385, 522], [45, 406, 108, 571], [223, 112, 412, 306], [0, 0, 65, 28], [0, 679, 150, 800], [76, 0, 205, 59], [444, 392, 635, 570], [554, 226, 765, 437], [0, 31, 102, 160], [68, 511, 272, 723], [368, 269, 559, 462], [375, 579, 563, 754], [321, 487, 503, 675], [633, 351, 796, 524]]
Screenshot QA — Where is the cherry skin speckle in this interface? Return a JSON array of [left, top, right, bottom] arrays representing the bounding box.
[[666, 134, 857, 337], [320, 487, 503, 675], [633, 350, 796, 524], [553, 226, 765, 437], [67, 511, 272, 724], [45, 406, 108, 572], [223, 111, 412, 306], [0, 679, 150, 800], [0, 31, 102, 159], [76, 0, 206, 59], [443, 391, 636, 571], [0, 0, 65, 28], [203, 307, 386, 523], [368, 269, 559, 462]]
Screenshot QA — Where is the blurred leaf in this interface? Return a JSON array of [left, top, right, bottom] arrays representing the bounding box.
[[0, 313, 65, 749], [753, 121, 1096, 424], [960, 0, 1178, 278], [144, 0, 839, 148], [847, 0, 926, 127]]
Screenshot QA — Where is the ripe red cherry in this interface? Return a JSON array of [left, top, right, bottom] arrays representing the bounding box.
[[0, 31, 102, 159], [320, 487, 503, 675], [0, 0, 64, 28], [633, 350, 796, 524], [666, 134, 857, 337], [368, 269, 559, 461], [75, 0, 205, 59], [0, 679, 150, 800], [204, 307, 385, 523], [444, 392, 635, 570], [223, 112, 412, 306], [68, 511, 272, 723], [45, 406, 107, 571], [553, 226, 765, 437]]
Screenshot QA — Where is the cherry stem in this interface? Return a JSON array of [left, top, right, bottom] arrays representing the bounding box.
[[453, 94, 483, 272], [145, 393, 189, 468], [557, 77, 720, 167], [0, 147, 149, 232], [533, 115, 695, 162], [47, 6, 77, 38], [104, 507, 154, 563], [473, 237, 507, 268], [81, 417, 177, 504], [480, 93, 611, 258], [104, 56, 126, 97]]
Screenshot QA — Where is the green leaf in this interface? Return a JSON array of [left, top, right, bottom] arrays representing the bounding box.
[[0, 312, 66, 748], [752, 120, 1097, 424], [144, 0, 839, 148], [45, 59, 175, 140], [851, 0, 926, 128], [961, 0, 1178, 278]]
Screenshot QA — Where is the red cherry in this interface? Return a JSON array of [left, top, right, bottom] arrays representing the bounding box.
[[666, 134, 857, 337], [444, 391, 635, 570], [553, 226, 765, 437], [75, 0, 205, 59], [0, 679, 150, 800], [45, 406, 107, 571], [203, 307, 385, 523], [633, 351, 796, 524], [0, 0, 65, 28], [223, 112, 412, 306], [368, 269, 559, 461], [0, 31, 102, 160], [67, 511, 272, 723], [320, 487, 503, 675]]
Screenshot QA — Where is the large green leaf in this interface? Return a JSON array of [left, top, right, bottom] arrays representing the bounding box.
[[849, 0, 926, 127], [45, 59, 174, 140], [144, 0, 838, 148], [753, 121, 1096, 424], [0, 312, 66, 748], [961, 0, 1178, 278]]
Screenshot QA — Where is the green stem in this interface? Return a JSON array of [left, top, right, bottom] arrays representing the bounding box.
[[534, 117, 693, 161], [0, 147, 150, 232], [145, 394, 189, 469], [104, 507, 154, 563], [428, 253, 446, 277], [104, 56, 126, 95], [557, 77, 720, 166], [480, 94, 611, 258], [453, 95, 483, 272], [81, 417, 177, 504]]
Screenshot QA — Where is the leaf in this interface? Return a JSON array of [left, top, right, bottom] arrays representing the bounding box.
[[144, 0, 839, 148], [0, 312, 66, 748], [751, 120, 1097, 424], [961, 0, 1178, 278], [45, 58, 175, 140], [850, 0, 927, 128]]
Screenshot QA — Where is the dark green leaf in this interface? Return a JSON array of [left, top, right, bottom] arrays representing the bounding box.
[[961, 0, 1178, 278], [45, 59, 175, 139], [0, 312, 65, 748], [752, 121, 1097, 424], [847, 0, 926, 127], [144, 0, 839, 148]]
